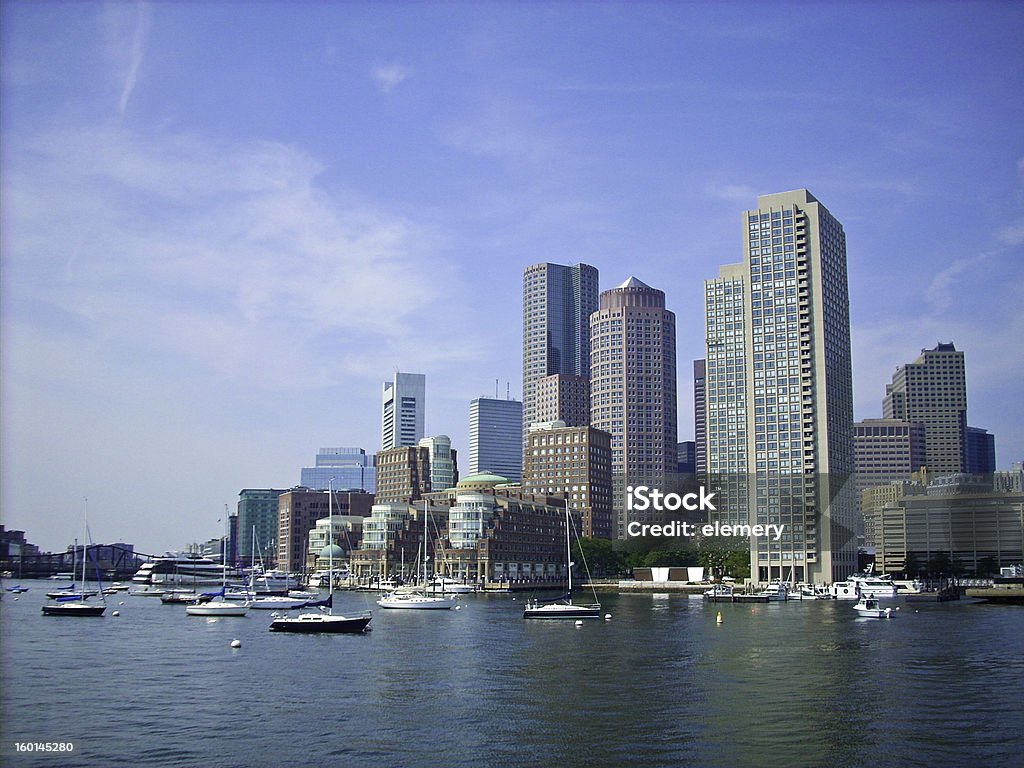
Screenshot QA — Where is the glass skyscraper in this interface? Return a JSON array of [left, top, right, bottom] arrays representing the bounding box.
[[469, 397, 523, 482], [522, 263, 599, 442], [300, 447, 376, 493]]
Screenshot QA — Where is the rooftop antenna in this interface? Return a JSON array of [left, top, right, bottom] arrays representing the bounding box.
[[506, 381, 510, 400], [495, 378, 499, 399]]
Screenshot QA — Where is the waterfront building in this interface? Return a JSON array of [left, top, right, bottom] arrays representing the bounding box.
[[873, 479, 1024, 576], [469, 397, 523, 482], [442, 473, 576, 585], [883, 342, 968, 475], [237, 489, 287, 567], [374, 445, 431, 504], [533, 373, 591, 427], [590, 276, 678, 538], [381, 371, 426, 450], [349, 502, 450, 582], [704, 189, 857, 584], [299, 448, 376, 493], [861, 480, 927, 549], [277, 488, 373, 574], [418, 435, 459, 492], [305, 514, 365, 571], [693, 359, 707, 474], [522, 422, 614, 539], [966, 426, 996, 474], [522, 262, 599, 445]]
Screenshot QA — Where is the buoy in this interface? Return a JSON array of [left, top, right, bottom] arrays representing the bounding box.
[[230, 639, 241, 648], [207, 618, 218, 624], [574, 620, 583, 627], [455, 605, 462, 610], [13, 597, 18, 601], [716, 611, 723, 624], [112, 610, 120, 616], [604, 614, 612, 621], [119, 601, 125, 605]]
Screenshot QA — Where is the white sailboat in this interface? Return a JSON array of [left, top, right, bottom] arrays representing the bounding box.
[[377, 502, 455, 610], [270, 481, 372, 633], [186, 512, 249, 617], [523, 507, 601, 619]]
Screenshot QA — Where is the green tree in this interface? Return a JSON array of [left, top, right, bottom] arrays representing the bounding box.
[[927, 551, 952, 576], [573, 537, 624, 578], [697, 535, 750, 580], [976, 556, 999, 577]]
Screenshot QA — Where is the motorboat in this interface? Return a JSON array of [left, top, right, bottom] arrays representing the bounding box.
[[703, 584, 735, 602], [849, 569, 898, 598], [133, 554, 236, 586], [853, 595, 892, 618], [829, 580, 860, 600], [754, 582, 789, 601]]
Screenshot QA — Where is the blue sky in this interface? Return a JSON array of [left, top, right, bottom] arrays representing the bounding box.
[[2, 1, 1022, 554]]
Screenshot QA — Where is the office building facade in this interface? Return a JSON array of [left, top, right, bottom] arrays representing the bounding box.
[[300, 447, 376, 493], [418, 435, 459, 492], [590, 276, 678, 538], [883, 343, 967, 475], [522, 263, 599, 443], [469, 397, 523, 482], [237, 489, 287, 567], [381, 372, 426, 451]]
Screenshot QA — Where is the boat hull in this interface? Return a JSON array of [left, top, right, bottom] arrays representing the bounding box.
[[522, 603, 602, 619], [376, 594, 455, 610], [185, 601, 249, 616], [41, 603, 106, 616], [269, 614, 372, 633]]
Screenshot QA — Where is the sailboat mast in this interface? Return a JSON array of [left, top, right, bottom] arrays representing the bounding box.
[[565, 507, 572, 595], [328, 480, 334, 613]]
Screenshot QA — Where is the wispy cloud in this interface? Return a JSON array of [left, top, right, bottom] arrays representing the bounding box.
[[925, 253, 992, 314], [372, 63, 409, 93], [103, 1, 153, 118]]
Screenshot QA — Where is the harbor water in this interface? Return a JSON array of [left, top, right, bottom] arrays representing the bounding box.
[[2, 584, 1022, 767]]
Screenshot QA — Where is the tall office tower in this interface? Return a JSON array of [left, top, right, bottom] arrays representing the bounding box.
[[522, 263, 599, 444], [381, 372, 426, 451], [418, 435, 459, 491], [693, 359, 707, 474], [590, 277, 678, 538], [533, 373, 591, 427], [965, 427, 996, 473], [677, 442, 697, 475], [469, 397, 524, 482], [522, 422, 614, 539], [883, 343, 967, 476], [853, 419, 926, 544], [300, 448, 376, 493], [237, 489, 287, 566], [704, 190, 857, 584]]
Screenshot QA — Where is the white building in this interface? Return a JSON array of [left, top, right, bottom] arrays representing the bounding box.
[[381, 372, 425, 451]]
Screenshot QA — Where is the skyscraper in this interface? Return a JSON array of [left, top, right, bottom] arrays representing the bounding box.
[[704, 190, 857, 584], [522, 263, 599, 441], [533, 373, 591, 427], [590, 276, 677, 538], [381, 372, 426, 451], [693, 359, 707, 474], [883, 343, 967, 475], [469, 397, 523, 482]]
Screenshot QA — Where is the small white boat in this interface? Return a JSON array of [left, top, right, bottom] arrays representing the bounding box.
[[755, 583, 789, 601], [185, 600, 250, 616], [853, 596, 892, 618], [703, 584, 734, 602], [425, 577, 477, 594], [377, 590, 455, 610], [249, 595, 309, 610]]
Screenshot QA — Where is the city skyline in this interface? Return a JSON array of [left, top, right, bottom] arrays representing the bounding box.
[[2, 3, 1022, 553]]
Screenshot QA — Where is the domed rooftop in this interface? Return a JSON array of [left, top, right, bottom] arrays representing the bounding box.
[[317, 544, 345, 561], [456, 472, 510, 491]]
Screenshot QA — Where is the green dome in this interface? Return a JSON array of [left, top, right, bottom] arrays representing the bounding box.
[[317, 544, 345, 560], [456, 472, 510, 490]]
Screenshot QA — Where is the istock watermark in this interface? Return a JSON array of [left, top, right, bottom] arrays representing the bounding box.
[[624, 484, 785, 541]]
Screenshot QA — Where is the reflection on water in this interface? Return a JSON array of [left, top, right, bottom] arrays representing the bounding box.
[[2, 585, 1022, 767]]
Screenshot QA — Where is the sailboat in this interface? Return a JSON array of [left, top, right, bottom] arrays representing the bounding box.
[[523, 507, 601, 619], [6, 556, 29, 593], [376, 502, 454, 610], [42, 509, 106, 617], [269, 481, 372, 633], [186, 512, 249, 617]]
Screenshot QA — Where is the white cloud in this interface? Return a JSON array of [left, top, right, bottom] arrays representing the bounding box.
[[102, 1, 153, 118], [372, 63, 409, 93], [925, 253, 991, 314]]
